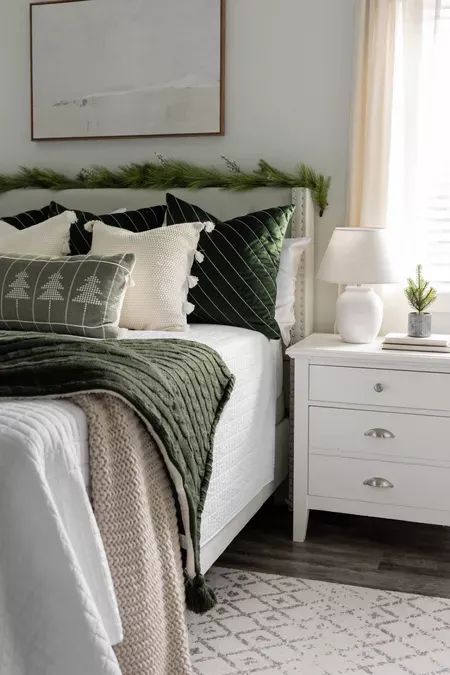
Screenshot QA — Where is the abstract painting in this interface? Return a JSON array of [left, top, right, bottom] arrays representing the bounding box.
[[30, 0, 224, 140]]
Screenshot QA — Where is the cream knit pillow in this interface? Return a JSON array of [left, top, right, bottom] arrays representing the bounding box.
[[88, 219, 212, 330], [0, 211, 77, 256]]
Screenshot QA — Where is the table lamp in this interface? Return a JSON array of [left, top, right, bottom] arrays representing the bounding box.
[[317, 227, 400, 343]]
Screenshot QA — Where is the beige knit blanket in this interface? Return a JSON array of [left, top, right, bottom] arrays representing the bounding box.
[[74, 393, 193, 675]]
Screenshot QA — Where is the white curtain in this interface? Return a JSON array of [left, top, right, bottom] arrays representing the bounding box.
[[347, 0, 398, 229], [347, 0, 445, 332]]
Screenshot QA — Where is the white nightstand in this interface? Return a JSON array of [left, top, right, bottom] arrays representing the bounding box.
[[287, 333, 450, 542]]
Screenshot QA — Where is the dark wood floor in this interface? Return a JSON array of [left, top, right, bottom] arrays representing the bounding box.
[[217, 503, 450, 598]]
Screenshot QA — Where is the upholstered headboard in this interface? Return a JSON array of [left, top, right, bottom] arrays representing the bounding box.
[[0, 187, 315, 342]]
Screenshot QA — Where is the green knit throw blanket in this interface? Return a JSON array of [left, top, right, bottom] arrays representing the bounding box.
[[0, 332, 235, 613]]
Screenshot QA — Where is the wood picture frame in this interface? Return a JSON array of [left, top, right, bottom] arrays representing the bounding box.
[[30, 0, 225, 141]]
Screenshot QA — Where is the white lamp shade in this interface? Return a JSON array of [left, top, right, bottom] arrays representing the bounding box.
[[317, 227, 400, 285]]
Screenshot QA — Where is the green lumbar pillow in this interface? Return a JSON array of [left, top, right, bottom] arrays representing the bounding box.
[[166, 193, 294, 339], [0, 253, 135, 338]]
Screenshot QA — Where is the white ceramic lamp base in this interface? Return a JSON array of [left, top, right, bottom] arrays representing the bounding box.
[[336, 286, 383, 344]]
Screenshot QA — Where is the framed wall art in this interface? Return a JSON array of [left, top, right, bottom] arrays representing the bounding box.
[[30, 0, 225, 140]]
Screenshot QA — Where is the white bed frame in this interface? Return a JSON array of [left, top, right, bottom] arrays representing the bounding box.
[[0, 187, 315, 571]]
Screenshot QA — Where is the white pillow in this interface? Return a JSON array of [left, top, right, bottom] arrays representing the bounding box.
[[275, 237, 311, 345], [0, 211, 77, 256], [88, 219, 212, 331]]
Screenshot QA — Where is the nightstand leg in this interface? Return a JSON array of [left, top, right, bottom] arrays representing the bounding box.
[[293, 507, 309, 542], [292, 358, 310, 543]]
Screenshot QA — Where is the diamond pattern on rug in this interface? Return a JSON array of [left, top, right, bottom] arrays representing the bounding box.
[[187, 567, 450, 675]]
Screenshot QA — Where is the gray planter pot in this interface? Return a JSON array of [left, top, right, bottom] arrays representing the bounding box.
[[408, 312, 432, 338]]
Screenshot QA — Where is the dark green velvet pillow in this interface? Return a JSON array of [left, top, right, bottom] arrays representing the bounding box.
[[166, 193, 293, 339]]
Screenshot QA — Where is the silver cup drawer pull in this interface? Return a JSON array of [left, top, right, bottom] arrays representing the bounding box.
[[363, 476, 394, 489], [364, 428, 395, 439], [374, 383, 384, 392]]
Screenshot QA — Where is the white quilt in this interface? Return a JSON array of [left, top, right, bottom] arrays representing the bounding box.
[[0, 400, 122, 675]]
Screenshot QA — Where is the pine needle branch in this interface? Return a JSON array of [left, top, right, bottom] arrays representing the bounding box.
[[0, 159, 331, 214]]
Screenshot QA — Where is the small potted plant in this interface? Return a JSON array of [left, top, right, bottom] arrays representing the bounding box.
[[404, 264, 437, 338]]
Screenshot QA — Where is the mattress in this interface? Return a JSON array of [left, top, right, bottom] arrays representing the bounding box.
[[16, 325, 284, 547]]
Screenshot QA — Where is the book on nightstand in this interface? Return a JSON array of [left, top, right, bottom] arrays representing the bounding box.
[[382, 333, 450, 353]]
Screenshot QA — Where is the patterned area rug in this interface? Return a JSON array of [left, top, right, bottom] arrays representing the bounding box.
[[188, 567, 450, 675]]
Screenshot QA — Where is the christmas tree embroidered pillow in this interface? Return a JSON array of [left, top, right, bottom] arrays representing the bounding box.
[[166, 193, 294, 339], [48, 201, 167, 255], [0, 253, 135, 338]]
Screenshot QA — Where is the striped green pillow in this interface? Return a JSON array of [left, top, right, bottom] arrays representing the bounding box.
[[0, 253, 135, 338], [49, 201, 167, 255], [1, 205, 52, 229], [166, 193, 293, 339]]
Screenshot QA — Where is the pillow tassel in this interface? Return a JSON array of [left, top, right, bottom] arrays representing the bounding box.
[[66, 210, 78, 225], [188, 275, 198, 289], [184, 301, 195, 315], [84, 220, 95, 233], [194, 251, 204, 264], [204, 221, 215, 233]]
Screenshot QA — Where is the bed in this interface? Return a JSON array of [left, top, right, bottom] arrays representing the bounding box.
[[0, 186, 314, 568], [0, 186, 314, 673]]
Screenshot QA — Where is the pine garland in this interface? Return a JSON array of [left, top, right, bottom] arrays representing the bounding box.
[[0, 158, 330, 215]]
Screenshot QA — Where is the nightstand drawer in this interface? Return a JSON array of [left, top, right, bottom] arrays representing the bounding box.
[[309, 365, 450, 411], [309, 455, 450, 512], [309, 406, 450, 464]]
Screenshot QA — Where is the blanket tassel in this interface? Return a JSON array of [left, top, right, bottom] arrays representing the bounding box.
[[185, 574, 217, 614]]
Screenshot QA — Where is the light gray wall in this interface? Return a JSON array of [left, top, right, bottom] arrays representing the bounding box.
[[0, 0, 357, 332]]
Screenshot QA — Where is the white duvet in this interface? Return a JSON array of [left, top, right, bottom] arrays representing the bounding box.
[[0, 325, 282, 674]]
